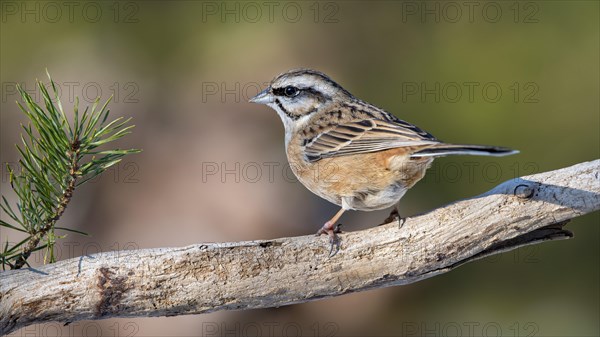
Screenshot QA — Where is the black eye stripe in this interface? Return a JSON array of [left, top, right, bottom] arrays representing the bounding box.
[[285, 86, 298, 96], [272, 86, 330, 102], [273, 86, 298, 97]]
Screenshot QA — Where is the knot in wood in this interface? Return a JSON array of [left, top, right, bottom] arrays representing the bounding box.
[[514, 184, 534, 199]]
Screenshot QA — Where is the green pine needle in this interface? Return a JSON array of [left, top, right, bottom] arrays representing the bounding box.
[[0, 71, 140, 269]]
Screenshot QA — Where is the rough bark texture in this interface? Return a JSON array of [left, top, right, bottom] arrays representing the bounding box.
[[1, 160, 599, 335]]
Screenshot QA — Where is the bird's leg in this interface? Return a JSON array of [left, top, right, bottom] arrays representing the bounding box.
[[380, 204, 406, 228], [316, 208, 346, 256]]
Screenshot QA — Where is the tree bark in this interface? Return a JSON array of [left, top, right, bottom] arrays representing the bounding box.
[[1, 160, 599, 335]]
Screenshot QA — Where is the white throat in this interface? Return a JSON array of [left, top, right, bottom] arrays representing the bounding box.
[[267, 102, 312, 146]]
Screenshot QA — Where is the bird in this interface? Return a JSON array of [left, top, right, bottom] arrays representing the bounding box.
[[250, 69, 518, 253]]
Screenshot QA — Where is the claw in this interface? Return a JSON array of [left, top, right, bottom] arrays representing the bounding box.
[[398, 216, 406, 229], [328, 232, 341, 257], [316, 222, 343, 257]]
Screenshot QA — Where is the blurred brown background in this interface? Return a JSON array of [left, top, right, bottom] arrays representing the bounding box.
[[1, 1, 598, 336]]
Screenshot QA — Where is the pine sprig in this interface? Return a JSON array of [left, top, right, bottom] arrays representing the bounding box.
[[0, 71, 140, 270]]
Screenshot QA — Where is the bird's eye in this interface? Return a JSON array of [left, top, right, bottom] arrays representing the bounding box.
[[284, 86, 299, 97]]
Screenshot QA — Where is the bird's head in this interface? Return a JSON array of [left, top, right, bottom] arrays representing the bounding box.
[[250, 69, 353, 129]]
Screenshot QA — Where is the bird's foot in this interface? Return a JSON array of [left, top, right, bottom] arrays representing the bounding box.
[[316, 222, 343, 257], [379, 208, 406, 228]]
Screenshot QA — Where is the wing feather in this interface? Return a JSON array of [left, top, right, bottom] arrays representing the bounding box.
[[303, 119, 439, 162]]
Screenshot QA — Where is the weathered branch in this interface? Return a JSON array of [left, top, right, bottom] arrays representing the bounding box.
[[1, 160, 599, 335]]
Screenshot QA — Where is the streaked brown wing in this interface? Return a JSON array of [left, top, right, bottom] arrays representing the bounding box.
[[303, 119, 439, 162]]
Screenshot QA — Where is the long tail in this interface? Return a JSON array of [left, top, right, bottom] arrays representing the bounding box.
[[410, 144, 519, 158]]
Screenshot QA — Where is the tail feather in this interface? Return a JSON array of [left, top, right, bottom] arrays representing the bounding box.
[[411, 144, 519, 158]]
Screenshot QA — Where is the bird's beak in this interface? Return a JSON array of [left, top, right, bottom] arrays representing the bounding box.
[[249, 88, 274, 104]]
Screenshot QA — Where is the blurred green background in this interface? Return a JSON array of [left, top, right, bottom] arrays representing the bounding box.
[[1, 1, 598, 336]]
